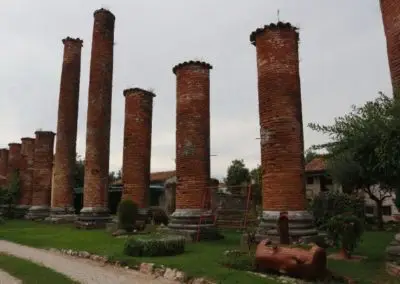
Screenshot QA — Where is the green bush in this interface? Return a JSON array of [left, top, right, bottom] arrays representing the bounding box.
[[117, 199, 138, 232], [308, 191, 365, 229], [123, 234, 185, 257], [219, 250, 255, 271], [325, 213, 364, 257]]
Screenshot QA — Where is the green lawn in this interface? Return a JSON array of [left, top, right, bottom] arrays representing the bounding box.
[[0, 220, 398, 284], [0, 253, 77, 284]]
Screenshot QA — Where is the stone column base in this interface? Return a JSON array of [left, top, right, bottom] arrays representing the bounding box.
[[14, 205, 30, 219], [25, 205, 50, 220], [166, 209, 222, 241], [45, 207, 76, 224], [255, 210, 318, 244], [75, 207, 111, 229]]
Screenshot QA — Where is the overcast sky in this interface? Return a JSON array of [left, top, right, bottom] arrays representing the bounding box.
[[0, 0, 393, 180]]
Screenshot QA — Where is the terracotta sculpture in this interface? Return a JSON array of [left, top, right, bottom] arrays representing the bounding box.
[[255, 239, 328, 280]]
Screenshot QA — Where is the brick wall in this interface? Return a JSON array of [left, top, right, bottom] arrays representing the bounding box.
[[52, 37, 83, 209], [31, 131, 55, 207], [7, 143, 22, 184], [20, 138, 35, 206], [122, 88, 155, 208], [0, 149, 8, 186], [380, 0, 400, 94], [173, 61, 212, 209], [83, 9, 115, 208], [251, 23, 306, 211]]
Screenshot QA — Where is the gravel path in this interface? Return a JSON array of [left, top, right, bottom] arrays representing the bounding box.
[[0, 240, 177, 284], [0, 269, 21, 284]]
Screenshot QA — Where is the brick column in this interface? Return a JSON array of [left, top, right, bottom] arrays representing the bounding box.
[[76, 8, 115, 228], [168, 61, 219, 241], [380, 0, 400, 96], [16, 138, 35, 217], [50, 37, 83, 221], [7, 143, 21, 185], [26, 131, 55, 220], [122, 88, 155, 215], [250, 22, 317, 243], [0, 149, 8, 186]]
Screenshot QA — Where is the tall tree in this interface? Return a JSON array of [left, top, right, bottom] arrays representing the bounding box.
[[309, 92, 400, 229], [74, 154, 85, 188], [304, 148, 319, 164], [224, 159, 250, 188]]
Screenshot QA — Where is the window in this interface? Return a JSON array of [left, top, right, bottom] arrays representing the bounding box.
[[307, 177, 314, 184], [382, 206, 392, 216], [365, 206, 374, 215]]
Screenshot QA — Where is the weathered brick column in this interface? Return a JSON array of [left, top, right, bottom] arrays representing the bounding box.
[[168, 61, 219, 240], [122, 88, 155, 216], [250, 23, 317, 243], [49, 37, 83, 222], [76, 8, 115, 228], [380, 0, 400, 95], [7, 143, 22, 185], [0, 149, 8, 186], [26, 131, 55, 220], [15, 138, 35, 217]]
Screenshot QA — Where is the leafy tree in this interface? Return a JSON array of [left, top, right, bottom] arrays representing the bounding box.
[[0, 171, 21, 218], [304, 148, 319, 164], [224, 159, 251, 188], [250, 165, 262, 204], [309, 92, 400, 229], [74, 154, 85, 188]]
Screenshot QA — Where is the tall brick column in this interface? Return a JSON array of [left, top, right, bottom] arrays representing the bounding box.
[[122, 88, 155, 216], [7, 143, 22, 185], [380, 0, 400, 96], [76, 8, 115, 228], [250, 23, 317, 243], [26, 131, 55, 220], [15, 138, 35, 217], [168, 61, 219, 241], [0, 149, 8, 186], [50, 37, 83, 222]]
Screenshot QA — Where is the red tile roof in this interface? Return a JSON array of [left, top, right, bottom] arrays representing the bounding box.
[[305, 157, 326, 172], [150, 171, 176, 182]]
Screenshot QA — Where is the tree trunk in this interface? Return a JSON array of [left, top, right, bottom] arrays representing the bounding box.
[[375, 200, 384, 230], [339, 248, 350, 259]]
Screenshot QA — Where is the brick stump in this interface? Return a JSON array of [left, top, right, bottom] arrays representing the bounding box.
[[15, 138, 35, 218], [48, 37, 83, 223], [250, 23, 317, 243], [167, 61, 219, 241], [0, 149, 8, 187], [380, 0, 400, 95], [25, 131, 55, 220], [121, 88, 155, 221], [76, 8, 115, 229], [7, 143, 22, 184]]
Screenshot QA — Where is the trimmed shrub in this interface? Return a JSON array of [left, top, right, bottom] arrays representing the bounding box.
[[117, 199, 138, 232], [123, 234, 185, 257], [219, 250, 255, 271], [308, 191, 364, 229], [325, 213, 364, 257]]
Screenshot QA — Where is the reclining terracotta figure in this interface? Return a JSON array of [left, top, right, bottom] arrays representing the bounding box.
[[255, 239, 328, 280]]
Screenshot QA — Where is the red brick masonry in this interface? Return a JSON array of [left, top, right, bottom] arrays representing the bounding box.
[[173, 61, 212, 210], [251, 22, 306, 211], [0, 149, 8, 186], [83, 9, 115, 209], [7, 143, 22, 184], [380, 0, 400, 93], [20, 138, 35, 206], [122, 88, 155, 208], [52, 37, 83, 210], [31, 131, 55, 207]]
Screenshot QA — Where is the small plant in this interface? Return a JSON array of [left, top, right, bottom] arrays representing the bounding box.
[[123, 234, 185, 257], [117, 199, 138, 232], [324, 213, 364, 258], [219, 250, 255, 271]]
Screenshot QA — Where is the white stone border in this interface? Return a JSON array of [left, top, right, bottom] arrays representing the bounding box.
[[47, 248, 215, 284]]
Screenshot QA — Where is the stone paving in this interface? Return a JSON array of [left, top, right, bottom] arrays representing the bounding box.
[[0, 240, 177, 284]]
